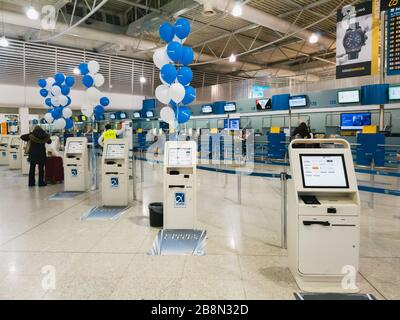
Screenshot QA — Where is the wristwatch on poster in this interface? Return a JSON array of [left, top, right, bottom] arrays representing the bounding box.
[[343, 22, 367, 60]]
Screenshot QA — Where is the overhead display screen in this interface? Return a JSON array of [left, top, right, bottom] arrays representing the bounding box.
[[201, 105, 213, 114], [67, 141, 83, 154], [106, 144, 125, 158], [389, 86, 400, 100], [109, 113, 116, 120], [224, 118, 240, 130], [340, 112, 371, 130], [224, 102, 236, 112], [146, 111, 154, 118], [120, 112, 127, 119], [133, 112, 141, 118], [300, 154, 349, 188], [337, 90, 360, 104], [168, 148, 193, 166], [256, 99, 271, 110], [289, 95, 307, 108]]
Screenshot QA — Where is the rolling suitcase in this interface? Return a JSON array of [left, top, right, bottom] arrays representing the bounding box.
[[45, 156, 64, 184]]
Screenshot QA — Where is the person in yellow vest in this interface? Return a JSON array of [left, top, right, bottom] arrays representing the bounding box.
[[98, 123, 124, 147]]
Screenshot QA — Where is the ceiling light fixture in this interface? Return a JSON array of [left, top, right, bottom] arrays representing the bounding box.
[[229, 53, 236, 63], [309, 33, 319, 44], [232, 3, 243, 17], [26, 6, 39, 20], [140, 76, 146, 84], [0, 35, 9, 47]]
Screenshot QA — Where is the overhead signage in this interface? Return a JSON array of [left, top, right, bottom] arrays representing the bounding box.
[[387, 7, 400, 75]]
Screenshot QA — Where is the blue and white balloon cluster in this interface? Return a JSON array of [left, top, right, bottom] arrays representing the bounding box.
[[154, 18, 196, 126], [38, 73, 75, 130], [77, 60, 110, 120]]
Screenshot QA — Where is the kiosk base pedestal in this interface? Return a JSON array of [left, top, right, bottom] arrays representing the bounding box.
[[294, 275, 360, 294]]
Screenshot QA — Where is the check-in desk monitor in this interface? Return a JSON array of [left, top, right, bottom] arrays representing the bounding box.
[[8, 137, 22, 169], [64, 137, 88, 192], [0, 136, 10, 165], [164, 141, 197, 230], [101, 139, 129, 206], [288, 139, 360, 293]]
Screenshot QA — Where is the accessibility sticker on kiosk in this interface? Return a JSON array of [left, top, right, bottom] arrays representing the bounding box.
[[110, 177, 119, 188], [174, 192, 185, 208], [71, 168, 78, 177]]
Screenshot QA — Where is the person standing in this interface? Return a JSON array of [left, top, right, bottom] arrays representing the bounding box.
[[21, 126, 52, 187], [97, 123, 124, 147]]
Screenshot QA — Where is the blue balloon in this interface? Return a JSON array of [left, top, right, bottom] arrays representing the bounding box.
[[65, 96, 71, 107], [177, 66, 193, 86], [159, 22, 175, 43], [182, 86, 196, 105], [160, 64, 177, 85], [65, 118, 74, 130], [177, 106, 191, 124], [38, 79, 47, 88], [94, 105, 105, 116], [45, 97, 52, 107], [82, 74, 94, 88], [51, 107, 62, 120], [54, 73, 65, 85], [40, 89, 49, 97], [61, 85, 70, 95], [167, 41, 182, 63], [169, 100, 177, 110], [65, 76, 75, 87], [174, 18, 191, 40], [100, 97, 109, 107], [79, 63, 89, 75], [180, 46, 194, 65]]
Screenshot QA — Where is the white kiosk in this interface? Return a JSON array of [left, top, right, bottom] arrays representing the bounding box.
[[64, 137, 88, 192], [288, 139, 360, 293], [21, 140, 30, 175], [163, 141, 197, 229], [0, 136, 10, 165], [8, 137, 22, 169], [101, 139, 129, 206]]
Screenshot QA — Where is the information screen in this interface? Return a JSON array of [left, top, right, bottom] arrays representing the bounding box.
[[0, 137, 7, 144], [109, 113, 116, 120], [10, 137, 19, 146], [289, 95, 307, 108], [340, 112, 371, 130], [389, 86, 400, 100], [168, 148, 193, 166], [337, 90, 360, 104], [300, 154, 349, 188], [224, 102, 236, 112], [133, 112, 141, 118], [67, 141, 83, 154], [106, 144, 125, 158], [146, 111, 154, 118], [256, 99, 271, 110], [201, 105, 213, 114], [120, 112, 127, 119]]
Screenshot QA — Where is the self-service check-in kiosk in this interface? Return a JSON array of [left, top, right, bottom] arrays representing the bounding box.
[[21, 140, 29, 175], [288, 139, 360, 293], [8, 137, 22, 169], [64, 137, 88, 192], [101, 139, 129, 206], [164, 141, 197, 229], [0, 136, 10, 165]]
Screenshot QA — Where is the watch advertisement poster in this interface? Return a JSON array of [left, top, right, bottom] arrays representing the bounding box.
[[336, 1, 380, 79]]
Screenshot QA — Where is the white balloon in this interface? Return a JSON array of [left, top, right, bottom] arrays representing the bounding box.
[[155, 85, 170, 104], [160, 106, 175, 124], [81, 105, 93, 117], [58, 95, 68, 107], [45, 77, 55, 90], [169, 82, 185, 103], [51, 85, 62, 97], [86, 87, 101, 105], [173, 35, 186, 44], [53, 118, 66, 130], [93, 73, 105, 87], [62, 107, 72, 119], [153, 47, 171, 69], [44, 112, 54, 124], [88, 60, 100, 74], [51, 96, 60, 107]]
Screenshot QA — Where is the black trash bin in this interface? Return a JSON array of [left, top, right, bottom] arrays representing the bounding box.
[[149, 202, 163, 228]]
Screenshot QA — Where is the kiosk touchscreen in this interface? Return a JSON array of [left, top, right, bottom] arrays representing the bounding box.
[[8, 137, 22, 170], [163, 141, 197, 229], [21, 140, 30, 175], [64, 137, 88, 192], [101, 139, 129, 206], [0, 136, 10, 165], [288, 139, 360, 293]]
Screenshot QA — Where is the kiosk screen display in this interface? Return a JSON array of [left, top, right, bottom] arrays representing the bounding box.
[[106, 144, 125, 158], [168, 148, 193, 166], [67, 141, 83, 154], [340, 112, 371, 130], [10, 138, 19, 146], [300, 154, 349, 188], [337, 90, 360, 104], [0, 137, 7, 144]]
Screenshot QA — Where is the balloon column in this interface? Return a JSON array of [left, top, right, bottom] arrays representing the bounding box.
[[37, 73, 75, 130], [77, 60, 110, 120], [154, 18, 196, 126]]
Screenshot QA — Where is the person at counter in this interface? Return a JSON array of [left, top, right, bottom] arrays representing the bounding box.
[[290, 122, 312, 140], [97, 123, 124, 147]]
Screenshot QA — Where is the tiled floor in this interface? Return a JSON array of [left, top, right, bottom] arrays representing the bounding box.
[[0, 160, 399, 300]]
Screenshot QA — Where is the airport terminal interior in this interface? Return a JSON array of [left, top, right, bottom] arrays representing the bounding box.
[[0, 0, 399, 301]]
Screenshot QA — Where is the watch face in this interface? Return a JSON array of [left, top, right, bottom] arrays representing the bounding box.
[[343, 31, 364, 50]]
